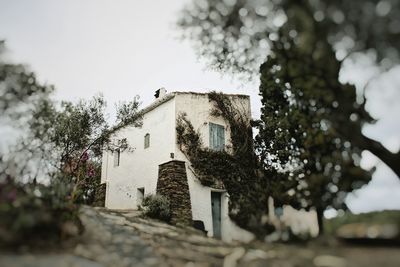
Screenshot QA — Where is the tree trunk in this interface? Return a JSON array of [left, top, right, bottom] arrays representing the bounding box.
[[316, 207, 324, 236]]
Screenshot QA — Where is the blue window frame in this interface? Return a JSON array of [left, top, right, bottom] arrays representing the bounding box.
[[209, 123, 225, 151]]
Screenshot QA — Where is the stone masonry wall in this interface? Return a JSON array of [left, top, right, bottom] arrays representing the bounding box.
[[157, 160, 192, 225]]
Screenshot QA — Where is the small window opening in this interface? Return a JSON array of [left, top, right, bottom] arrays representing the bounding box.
[[144, 133, 150, 148], [113, 149, 120, 167]]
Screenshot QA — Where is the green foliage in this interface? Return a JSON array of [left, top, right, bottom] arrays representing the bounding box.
[[178, 0, 400, 76], [31, 94, 141, 165], [209, 92, 254, 158], [0, 41, 83, 247], [177, 0, 398, 234], [0, 40, 53, 120], [325, 210, 400, 235], [1, 40, 142, 185], [178, 0, 400, 179], [256, 37, 373, 232], [140, 194, 171, 223], [177, 92, 276, 237], [7, 93, 142, 204], [115, 98, 143, 127], [0, 176, 82, 247], [0, 40, 142, 246]]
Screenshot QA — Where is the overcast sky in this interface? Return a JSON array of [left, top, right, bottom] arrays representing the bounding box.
[[1, 0, 399, 214]]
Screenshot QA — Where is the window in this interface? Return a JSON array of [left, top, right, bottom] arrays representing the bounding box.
[[113, 149, 120, 167], [144, 133, 150, 148], [209, 123, 225, 151]]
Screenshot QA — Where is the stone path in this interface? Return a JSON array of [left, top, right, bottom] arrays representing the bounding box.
[[73, 207, 164, 267], [1, 206, 399, 267], [76, 207, 251, 267]]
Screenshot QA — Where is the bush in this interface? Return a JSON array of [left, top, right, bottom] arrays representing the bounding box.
[[325, 210, 400, 235], [0, 176, 83, 248], [140, 194, 171, 222]]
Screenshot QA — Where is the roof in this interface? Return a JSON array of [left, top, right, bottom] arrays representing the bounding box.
[[140, 91, 250, 116]]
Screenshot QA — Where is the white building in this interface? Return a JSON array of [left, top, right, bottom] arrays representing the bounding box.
[[101, 89, 254, 242]]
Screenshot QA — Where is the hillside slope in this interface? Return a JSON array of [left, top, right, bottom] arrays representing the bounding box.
[[1, 206, 399, 267]]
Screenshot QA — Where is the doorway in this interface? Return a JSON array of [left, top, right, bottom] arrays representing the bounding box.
[[211, 191, 222, 238], [137, 187, 145, 207]]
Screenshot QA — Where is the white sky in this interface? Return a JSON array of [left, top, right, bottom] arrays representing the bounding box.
[[1, 0, 399, 214]]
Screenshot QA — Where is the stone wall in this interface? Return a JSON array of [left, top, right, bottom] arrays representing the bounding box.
[[93, 183, 106, 207], [157, 160, 192, 225]]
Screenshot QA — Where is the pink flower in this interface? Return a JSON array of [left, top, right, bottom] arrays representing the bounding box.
[[81, 152, 89, 162], [87, 167, 96, 177]]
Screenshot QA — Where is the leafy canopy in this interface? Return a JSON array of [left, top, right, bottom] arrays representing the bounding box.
[[179, 0, 400, 76]]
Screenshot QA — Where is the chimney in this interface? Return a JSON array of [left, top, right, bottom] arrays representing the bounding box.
[[154, 87, 167, 99]]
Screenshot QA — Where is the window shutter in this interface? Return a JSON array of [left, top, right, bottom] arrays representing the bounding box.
[[209, 123, 225, 151], [209, 123, 216, 149], [217, 125, 225, 151]]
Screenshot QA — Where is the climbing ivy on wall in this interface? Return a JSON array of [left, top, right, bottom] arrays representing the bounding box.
[[176, 91, 275, 236]]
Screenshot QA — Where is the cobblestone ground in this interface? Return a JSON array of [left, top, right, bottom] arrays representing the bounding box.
[[1, 206, 399, 267]]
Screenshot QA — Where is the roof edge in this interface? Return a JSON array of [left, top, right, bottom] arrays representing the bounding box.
[[139, 91, 250, 116], [139, 93, 176, 116]]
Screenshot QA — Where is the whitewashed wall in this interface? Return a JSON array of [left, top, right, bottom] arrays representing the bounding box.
[[101, 92, 254, 242], [173, 93, 254, 242], [101, 97, 176, 209]]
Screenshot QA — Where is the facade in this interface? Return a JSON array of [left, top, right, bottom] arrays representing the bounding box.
[[101, 90, 254, 242]]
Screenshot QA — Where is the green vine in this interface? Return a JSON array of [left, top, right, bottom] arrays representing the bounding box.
[[176, 91, 273, 236]]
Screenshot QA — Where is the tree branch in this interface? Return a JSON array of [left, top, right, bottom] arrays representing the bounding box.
[[357, 134, 400, 178]]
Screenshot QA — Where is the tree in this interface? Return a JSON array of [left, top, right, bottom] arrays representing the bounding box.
[[0, 40, 143, 203], [0, 40, 53, 120], [0, 40, 144, 246], [0, 40, 54, 177], [256, 39, 372, 233], [18, 95, 143, 203], [178, 0, 400, 178], [0, 41, 83, 245]]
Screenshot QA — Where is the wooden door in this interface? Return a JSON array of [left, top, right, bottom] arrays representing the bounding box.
[[211, 192, 222, 238]]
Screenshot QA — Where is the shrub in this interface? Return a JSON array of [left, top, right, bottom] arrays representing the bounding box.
[[0, 176, 83, 248], [140, 194, 171, 222]]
